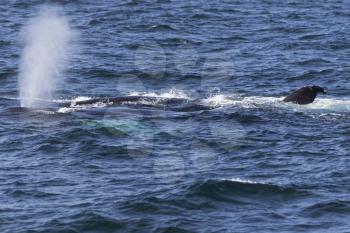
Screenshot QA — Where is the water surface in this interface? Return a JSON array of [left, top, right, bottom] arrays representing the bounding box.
[[1, 1, 350, 232]]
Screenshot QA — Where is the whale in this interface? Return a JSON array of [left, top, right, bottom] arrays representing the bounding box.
[[283, 85, 326, 105], [57, 96, 211, 112], [58, 96, 188, 107]]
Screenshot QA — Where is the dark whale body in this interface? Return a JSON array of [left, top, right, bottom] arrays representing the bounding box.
[[59, 96, 188, 107], [283, 86, 326, 105], [58, 96, 211, 111]]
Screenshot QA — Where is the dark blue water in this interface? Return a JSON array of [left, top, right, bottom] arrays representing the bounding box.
[[1, 1, 350, 232]]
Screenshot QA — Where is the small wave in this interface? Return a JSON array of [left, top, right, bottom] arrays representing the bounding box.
[[303, 200, 350, 217], [294, 58, 332, 66], [299, 34, 326, 40], [64, 212, 126, 232], [224, 177, 266, 184], [81, 119, 141, 133], [4, 188, 59, 198], [149, 24, 176, 32], [187, 179, 306, 204], [288, 69, 334, 81], [191, 13, 211, 19]]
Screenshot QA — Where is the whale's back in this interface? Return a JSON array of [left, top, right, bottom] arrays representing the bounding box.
[[283, 87, 317, 105]]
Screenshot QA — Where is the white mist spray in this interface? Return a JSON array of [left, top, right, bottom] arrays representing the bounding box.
[[18, 6, 72, 108]]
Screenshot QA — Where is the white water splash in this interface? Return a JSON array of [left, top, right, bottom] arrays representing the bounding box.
[[52, 88, 350, 115], [201, 93, 350, 113], [56, 96, 104, 113], [128, 88, 191, 99], [201, 94, 240, 107], [53, 96, 92, 104], [224, 178, 266, 184], [57, 102, 109, 114], [18, 6, 73, 108], [297, 98, 350, 112]]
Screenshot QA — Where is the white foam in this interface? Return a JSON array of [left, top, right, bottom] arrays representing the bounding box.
[[295, 98, 350, 112], [33, 109, 56, 115], [223, 177, 266, 184], [128, 88, 191, 100], [201, 93, 282, 108], [201, 94, 239, 107], [123, 99, 159, 106], [57, 101, 109, 113], [53, 96, 92, 104], [202, 93, 350, 113], [72, 96, 92, 102]]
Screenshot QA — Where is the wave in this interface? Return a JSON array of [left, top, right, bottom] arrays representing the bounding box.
[[293, 58, 332, 66], [52, 211, 127, 233], [303, 200, 350, 217], [299, 34, 326, 40], [187, 178, 307, 204], [148, 24, 176, 32]]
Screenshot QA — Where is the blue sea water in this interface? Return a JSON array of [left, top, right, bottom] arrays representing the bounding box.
[[1, 0, 350, 232]]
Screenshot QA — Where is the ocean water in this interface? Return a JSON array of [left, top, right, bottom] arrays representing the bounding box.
[[1, 0, 350, 232]]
